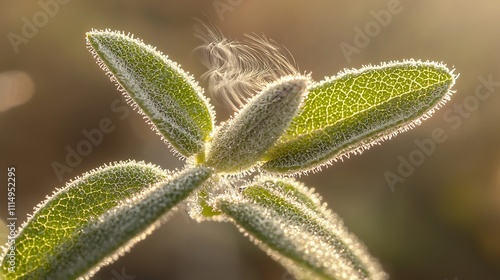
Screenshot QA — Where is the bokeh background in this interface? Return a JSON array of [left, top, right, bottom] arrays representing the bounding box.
[[1, 0, 500, 279]]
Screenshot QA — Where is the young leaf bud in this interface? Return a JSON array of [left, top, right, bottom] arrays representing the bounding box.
[[206, 75, 310, 173]]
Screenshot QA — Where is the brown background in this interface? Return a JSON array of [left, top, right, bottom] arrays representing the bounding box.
[[1, 0, 500, 279]]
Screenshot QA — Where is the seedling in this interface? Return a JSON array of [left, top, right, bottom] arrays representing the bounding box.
[[0, 25, 456, 280]]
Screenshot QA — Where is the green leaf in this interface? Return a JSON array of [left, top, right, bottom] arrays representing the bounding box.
[[217, 177, 387, 280], [206, 75, 310, 173], [0, 161, 211, 279], [0, 160, 166, 279], [262, 60, 457, 174], [86, 30, 215, 159]]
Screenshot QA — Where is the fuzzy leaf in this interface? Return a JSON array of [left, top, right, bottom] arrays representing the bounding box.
[[86, 30, 214, 158], [217, 177, 387, 280], [262, 60, 457, 174], [0, 162, 211, 279], [206, 75, 310, 173]]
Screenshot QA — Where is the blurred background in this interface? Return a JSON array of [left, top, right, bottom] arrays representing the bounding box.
[[1, 0, 500, 279]]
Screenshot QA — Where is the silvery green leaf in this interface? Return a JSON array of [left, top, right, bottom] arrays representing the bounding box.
[[86, 30, 215, 159], [0, 162, 211, 279], [217, 177, 387, 280], [206, 75, 310, 173], [262, 60, 457, 174]]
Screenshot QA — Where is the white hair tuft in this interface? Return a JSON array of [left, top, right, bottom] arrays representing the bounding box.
[[194, 21, 299, 111]]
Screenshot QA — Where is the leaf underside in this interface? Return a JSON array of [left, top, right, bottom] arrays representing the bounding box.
[[217, 177, 387, 280]]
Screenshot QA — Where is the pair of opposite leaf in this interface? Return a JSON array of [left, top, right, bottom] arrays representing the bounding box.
[[0, 25, 457, 280]]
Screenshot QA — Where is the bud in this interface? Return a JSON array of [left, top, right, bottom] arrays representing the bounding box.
[[206, 75, 310, 173]]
